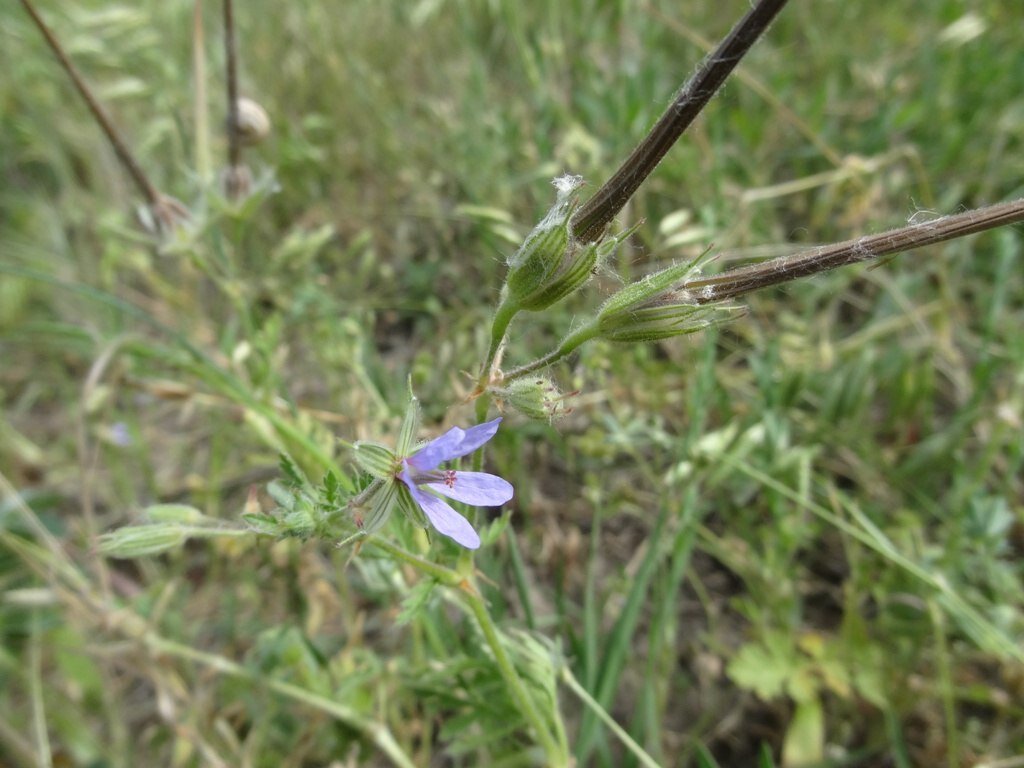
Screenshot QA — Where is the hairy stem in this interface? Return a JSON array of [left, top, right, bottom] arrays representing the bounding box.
[[369, 537, 462, 585], [684, 199, 1024, 303], [502, 320, 600, 382], [482, 296, 519, 382], [461, 587, 567, 765]]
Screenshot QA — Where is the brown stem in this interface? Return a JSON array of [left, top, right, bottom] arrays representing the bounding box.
[[223, 0, 241, 169], [570, 0, 790, 243], [20, 0, 163, 207], [684, 199, 1024, 303]]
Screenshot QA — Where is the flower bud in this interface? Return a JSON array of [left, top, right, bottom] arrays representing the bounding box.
[[504, 175, 592, 312], [495, 377, 573, 421], [596, 256, 741, 342], [99, 524, 187, 559]]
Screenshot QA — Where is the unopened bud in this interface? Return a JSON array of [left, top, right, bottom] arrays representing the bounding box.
[[504, 175, 591, 312], [496, 377, 573, 421], [99, 524, 187, 559], [596, 255, 741, 343]]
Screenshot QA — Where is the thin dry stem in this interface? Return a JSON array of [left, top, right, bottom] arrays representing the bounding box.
[[19, 0, 162, 208], [223, 0, 241, 169]]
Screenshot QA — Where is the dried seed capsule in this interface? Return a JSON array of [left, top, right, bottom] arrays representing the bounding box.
[[233, 97, 271, 146]]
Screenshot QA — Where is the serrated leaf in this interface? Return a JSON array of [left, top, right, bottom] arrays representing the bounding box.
[[727, 634, 801, 700], [266, 480, 296, 509], [278, 453, 306, 488], [323, 471, 341, 505], [242, 513, 282, 535]]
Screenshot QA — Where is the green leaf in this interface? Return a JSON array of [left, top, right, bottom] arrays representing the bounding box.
[[278, 453, 307, 488], [395, 578, 438, 625], [267, 480, 296, 509], [242, 512, 282, 535], [727, 633, 801, 700], [323, 471, 342, 505]]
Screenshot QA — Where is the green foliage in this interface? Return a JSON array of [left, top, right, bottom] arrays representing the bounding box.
[[1, 0, 1023, 766]]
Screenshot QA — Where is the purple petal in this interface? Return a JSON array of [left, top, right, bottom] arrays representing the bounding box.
[[405, 481, 481, 549], [423, 471, 513, 506], [407, 426, 465, 471], [398, 468, 419, 494], [407, 417, 502, 470]]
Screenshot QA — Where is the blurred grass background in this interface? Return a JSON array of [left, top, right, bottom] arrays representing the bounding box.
[[1, 0, 1023, 766]]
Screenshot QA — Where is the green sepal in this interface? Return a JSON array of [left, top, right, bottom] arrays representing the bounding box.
[[496, 376, 566, 421], [353, 441, 398, 479], [514, 241, 597, 311], [596, 249, 741, 342], [598, 259, 700, 319], [360, 479, 395, 535], [394, 480, 429, 529], [396, 393, 421, 457], [599, 302, 741, 343], [505, 222, 573, 306], [503, 175, 587, 312]]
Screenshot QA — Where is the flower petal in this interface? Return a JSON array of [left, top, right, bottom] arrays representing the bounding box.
[[423, 471, 513, 506], [407, 417, 502, 470], [405, 481, 481, 549]]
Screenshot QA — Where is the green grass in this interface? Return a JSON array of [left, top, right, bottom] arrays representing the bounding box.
[[2, 1, 1023, 766]]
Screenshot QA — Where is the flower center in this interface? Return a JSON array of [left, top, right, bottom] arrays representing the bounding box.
[[407, 467, 460, 488]]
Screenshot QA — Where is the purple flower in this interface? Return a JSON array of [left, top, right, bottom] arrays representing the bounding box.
[[398, 417, 513, 549]]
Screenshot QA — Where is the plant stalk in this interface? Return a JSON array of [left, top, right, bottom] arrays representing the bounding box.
[[461, 587, 567, 765], [684, 198, 1024, 303], [19, 0, 163, 207], [570, 0, 790, 243], [502, 320, 600, 382]]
